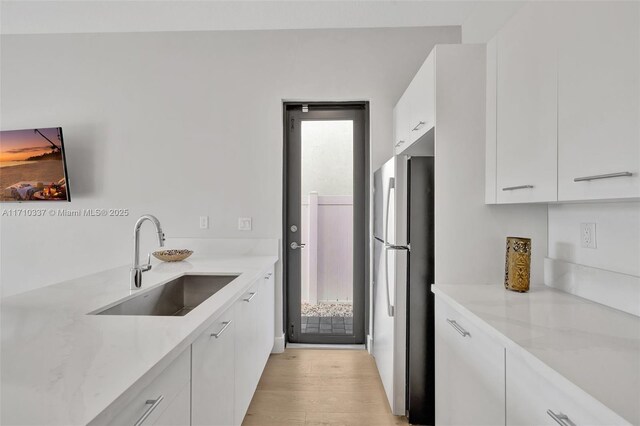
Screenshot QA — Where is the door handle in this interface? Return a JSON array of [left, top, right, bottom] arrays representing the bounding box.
[[290, 242, 306, 250], [384, 177, 395, 318]]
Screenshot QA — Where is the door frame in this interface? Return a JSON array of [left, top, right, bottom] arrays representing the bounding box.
[[283, 101, 369, 344]]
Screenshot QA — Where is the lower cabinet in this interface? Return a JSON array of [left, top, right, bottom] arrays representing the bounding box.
[[103, 348, 191, 426], [192, 306, 236, 426], [100, 266, 276, 426], [506, 350, 628, 426], [435, 295, 628, 426], [234, 267, 275, 423], [435, 297, 505, 425]]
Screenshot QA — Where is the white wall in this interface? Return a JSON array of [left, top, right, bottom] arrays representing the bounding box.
[[548, 202, 640, 277], [0, 26, 461, 298]]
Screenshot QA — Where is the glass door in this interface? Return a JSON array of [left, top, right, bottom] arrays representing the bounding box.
[[285, 105, 366, 344]]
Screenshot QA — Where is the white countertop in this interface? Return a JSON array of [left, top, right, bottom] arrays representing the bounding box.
[[433, 284, 640, 425], [1, 254, 278, 425]]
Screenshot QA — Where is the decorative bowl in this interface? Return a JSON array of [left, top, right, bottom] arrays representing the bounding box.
[[152, 249, 193, 262]]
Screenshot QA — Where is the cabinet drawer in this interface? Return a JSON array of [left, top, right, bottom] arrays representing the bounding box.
[[506, 350, 628, 426], [435, 297, 505, 425], [104, 348, 191, 426]]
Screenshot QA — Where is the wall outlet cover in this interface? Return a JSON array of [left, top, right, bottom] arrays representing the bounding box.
[[199, 216, 209, 229], [580, 223, 597, 249], [238, 217, 252, 231]]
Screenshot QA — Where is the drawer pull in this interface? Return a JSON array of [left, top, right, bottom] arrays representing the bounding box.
[[446, 319, 470, 337], [574, 171, 632, 182], [502, 185, 534, 191], [243, 292, 257, 302], [211, 320, 232, 338], [134, 395, 164, 426], [547, 410, 575, 426], [395, 140, 405, 147], [412, 121, 426, 131]]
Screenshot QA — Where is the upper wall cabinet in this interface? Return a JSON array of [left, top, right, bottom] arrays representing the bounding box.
[[495, 3, 558, 204], [556, 2, 640, 201], [486, 2, 640, 204], [394, 53, 435, 155]]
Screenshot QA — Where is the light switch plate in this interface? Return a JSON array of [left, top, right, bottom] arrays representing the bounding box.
[[199, 216, 209, 229], [238, 217, 252, 231], [580, 223, 597, 249]]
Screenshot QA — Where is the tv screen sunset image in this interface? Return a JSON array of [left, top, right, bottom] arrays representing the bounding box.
[[0, 127, 70, 202]]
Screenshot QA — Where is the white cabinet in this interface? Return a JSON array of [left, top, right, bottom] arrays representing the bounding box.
[[495, 3, 558, 203], [435, 297, 505, 425], [104, 348, 191, 426], [394, 51, 435, 155], [486, 2, 640, 204], [234, 268, 275, 423], [556, 2, 640, 201], [192, 307, 236, 426], [506, 350, 628, 425]]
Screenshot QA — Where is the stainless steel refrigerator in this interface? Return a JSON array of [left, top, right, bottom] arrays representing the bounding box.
[[372, 155, 434, 425]]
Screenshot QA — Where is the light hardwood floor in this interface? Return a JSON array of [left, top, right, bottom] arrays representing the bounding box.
[[242, 348, 409, 426]]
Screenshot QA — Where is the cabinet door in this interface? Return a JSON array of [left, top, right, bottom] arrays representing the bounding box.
[[556, 2, 640, 201], [234, 279, 261, 423], [435, 297, 505, 426], [393, 93, 410, 154], [506, 350, 628, 426], [496, 3, 558, 203], [103, 348, 191, 426], [260, 268, 275, 356], [192, 307, 235, 426], [406, 52, 435, 143], [395, 51, 435, 155]]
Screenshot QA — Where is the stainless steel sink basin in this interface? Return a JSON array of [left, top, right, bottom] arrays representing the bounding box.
[[93, 274, 239, 316]]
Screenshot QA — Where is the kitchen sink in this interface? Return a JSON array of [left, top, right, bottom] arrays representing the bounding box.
[[93, 274, 239, 316]]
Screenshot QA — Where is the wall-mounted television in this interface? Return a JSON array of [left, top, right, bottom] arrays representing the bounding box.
[[0, 127, 71, 202]]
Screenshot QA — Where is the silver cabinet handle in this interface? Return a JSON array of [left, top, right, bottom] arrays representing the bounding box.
[[134, 395, 164, 426], [547, 410, 575, 426], [502, 185, 534, 191], [243, 292, 257, 302], [412, 121, 426, 131], [290, 242, 306, 250], [446, 319, 470, 337], [211, 320, 232, 338], [574, 171, 632, 182], [395, 140, 405, 147]]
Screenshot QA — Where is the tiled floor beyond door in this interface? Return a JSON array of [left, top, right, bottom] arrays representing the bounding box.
[[242, 349, 409, 426]]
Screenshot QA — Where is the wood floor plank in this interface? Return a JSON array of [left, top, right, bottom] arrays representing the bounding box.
[[242, 349, 408, 426]]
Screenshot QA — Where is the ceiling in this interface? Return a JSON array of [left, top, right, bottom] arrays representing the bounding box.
[[0, 0, 524, 41]]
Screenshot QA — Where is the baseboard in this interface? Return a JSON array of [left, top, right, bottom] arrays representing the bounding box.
[[272, 333, 286, 353], [367, 334, 373, 354]]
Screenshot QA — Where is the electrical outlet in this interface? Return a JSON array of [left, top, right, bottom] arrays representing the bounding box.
[[580, 223, 597, 249], [199, 216, 209, 229], [238, 217, 252, 231]]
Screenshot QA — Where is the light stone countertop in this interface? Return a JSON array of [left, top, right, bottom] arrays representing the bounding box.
[[1, 254, 278, 425], [433, 283, 640, 425]]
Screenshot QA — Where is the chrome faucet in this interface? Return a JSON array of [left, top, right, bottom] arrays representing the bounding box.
[[130, 214, 165, 290]]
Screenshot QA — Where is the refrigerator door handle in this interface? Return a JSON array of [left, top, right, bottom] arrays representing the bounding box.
[[384, 177, 395, 318]]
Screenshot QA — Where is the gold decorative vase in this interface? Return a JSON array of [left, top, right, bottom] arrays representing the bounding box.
[[504, 237, 531, 292]]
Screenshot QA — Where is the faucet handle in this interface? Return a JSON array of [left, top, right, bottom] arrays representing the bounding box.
[[141, 253, 152, 272]]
